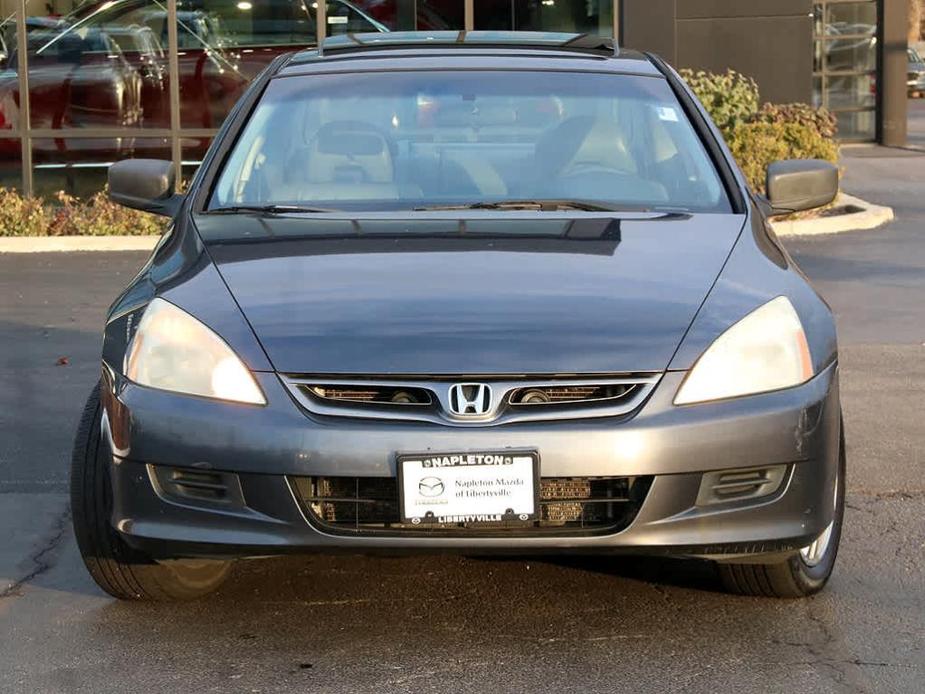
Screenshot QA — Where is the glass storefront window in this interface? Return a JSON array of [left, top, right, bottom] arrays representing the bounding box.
[[6, 0, 468, 193], [475, 0, 613, 36], [178, 0, 315, 46], [416, 1, 465, 31], [319, 1, 465, 34], [318, 1, 391, 35], [812, 0, 879, 142], [177, 1, 463, 127], [1, 0, 886, 194], [819, 36, 876, 72], [25, 0, 171, 129], [831, 109, 875, 141], [31, 137, 171, 197], [182, 136, 212, 177], [176, 0, 317, 127], [0, 138, 22, 190], [826, 2, 877, 36], [825, 73, 875, 109], [0, 20, 21, 132], [812, 76, 823, 108]]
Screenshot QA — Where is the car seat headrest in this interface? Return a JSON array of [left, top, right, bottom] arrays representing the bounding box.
[[305, 121, 394, 184]]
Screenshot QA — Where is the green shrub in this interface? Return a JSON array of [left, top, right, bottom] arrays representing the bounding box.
[[679, 68, 759, 131], [0, 187, 50, 236], [726, 121, 840, 195], [680, 69, 839, 195], [0, 187, 167, 237], [48, 190, 166, 236], [751, 103, 838, 140]]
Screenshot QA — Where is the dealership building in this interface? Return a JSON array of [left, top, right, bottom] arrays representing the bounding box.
[[0, 0, 911, 197]]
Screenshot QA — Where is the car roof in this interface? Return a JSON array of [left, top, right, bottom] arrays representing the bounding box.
[[278, 31, 660, 79]]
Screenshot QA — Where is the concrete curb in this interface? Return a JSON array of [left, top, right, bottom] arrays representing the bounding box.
[[770, 193, 894, 237], [0, 235, 159, 253]]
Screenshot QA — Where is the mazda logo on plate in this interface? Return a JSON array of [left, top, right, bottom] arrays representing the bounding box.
[[448, 383, 492, 416], [418, 477, 445, 497]]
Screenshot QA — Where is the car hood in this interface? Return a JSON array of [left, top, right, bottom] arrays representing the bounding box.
[[198, 213, 745, 375]]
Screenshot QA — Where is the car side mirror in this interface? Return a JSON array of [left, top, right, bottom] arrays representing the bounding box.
[[765, 159, 839, 216], [108, 159, 183, 217]]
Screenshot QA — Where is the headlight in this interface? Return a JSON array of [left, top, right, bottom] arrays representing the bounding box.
[[674, 296, 813, 405], [125, 298, 266, 405]]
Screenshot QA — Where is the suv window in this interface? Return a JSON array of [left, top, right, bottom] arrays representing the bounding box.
[[212, 70, 731, 215]]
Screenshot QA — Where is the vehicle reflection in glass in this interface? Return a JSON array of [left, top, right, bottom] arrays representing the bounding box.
[[1, 0, 472, 187]]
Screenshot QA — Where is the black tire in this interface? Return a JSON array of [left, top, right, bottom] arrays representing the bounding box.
[[718, 421, 846, 599], [70, 382, 231, 601]]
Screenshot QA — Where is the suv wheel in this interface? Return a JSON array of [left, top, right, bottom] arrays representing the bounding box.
[[70, 382, 231, 601]]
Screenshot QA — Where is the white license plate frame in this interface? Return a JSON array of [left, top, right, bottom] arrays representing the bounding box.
[[397, 451, 540, 525]]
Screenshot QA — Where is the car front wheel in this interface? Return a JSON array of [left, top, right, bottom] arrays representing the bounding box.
[[717, 420, 846, 598], [70, 382, 231, 601]]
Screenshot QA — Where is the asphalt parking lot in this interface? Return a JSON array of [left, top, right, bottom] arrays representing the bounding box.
[[1, 104, 923, 693]]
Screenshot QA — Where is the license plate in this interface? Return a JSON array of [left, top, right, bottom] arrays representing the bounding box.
[[398, 451, 539, 525]]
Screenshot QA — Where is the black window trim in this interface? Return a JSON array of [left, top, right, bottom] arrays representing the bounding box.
[[645, 52, 747, 216]]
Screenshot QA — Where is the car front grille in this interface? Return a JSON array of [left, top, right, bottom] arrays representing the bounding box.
[[507, 384, 632, 405], [290, 475, 653, 537], [281, 374, 661, 425], [307, 384, 434, 406]]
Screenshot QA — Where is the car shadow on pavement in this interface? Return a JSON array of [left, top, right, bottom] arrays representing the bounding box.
[[479, 554, 726, 595], [83, 552, 732, 625]]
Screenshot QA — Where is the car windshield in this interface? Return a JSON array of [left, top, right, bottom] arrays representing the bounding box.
[[210, 70, 731, 214]]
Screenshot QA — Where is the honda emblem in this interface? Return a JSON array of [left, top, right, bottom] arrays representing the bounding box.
[[448, 383, 492, 416]]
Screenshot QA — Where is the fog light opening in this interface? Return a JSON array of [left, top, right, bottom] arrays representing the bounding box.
[[695, 464, 789, 506]]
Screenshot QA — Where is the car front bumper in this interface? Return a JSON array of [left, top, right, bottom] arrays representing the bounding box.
[[102, 362, 841, 561]]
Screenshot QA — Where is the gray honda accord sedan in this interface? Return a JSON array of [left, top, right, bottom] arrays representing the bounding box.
[[72, 32, 845, 601]]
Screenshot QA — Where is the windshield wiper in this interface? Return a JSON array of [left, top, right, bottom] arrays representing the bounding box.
[[412, 199, 648, 212], [206, 204, 335, 215]]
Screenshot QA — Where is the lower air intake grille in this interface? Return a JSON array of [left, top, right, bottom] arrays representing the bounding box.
[[304, 384, 433, 406], [291, 476, 652, 536], [148, 465, 244, 508], [696, 465, 789, 506], [509, 384, 634, 405]]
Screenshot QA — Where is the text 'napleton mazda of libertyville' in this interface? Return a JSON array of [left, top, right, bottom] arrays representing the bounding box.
[[71, 32, 845, 601]]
